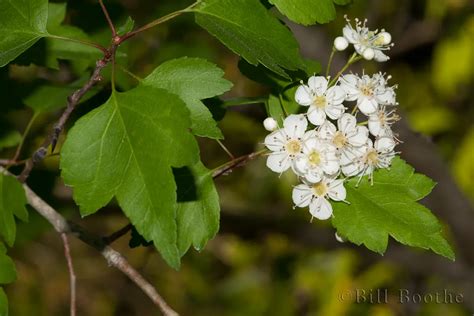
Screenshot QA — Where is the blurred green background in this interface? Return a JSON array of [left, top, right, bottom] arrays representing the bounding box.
[[0, 0, 473, 315]]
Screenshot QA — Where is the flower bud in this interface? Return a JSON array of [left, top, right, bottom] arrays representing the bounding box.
[[334, 36, 349, 51], [362, 47, 375, 60], [263, 117, 278, 131], [378, 31, 392, 45]]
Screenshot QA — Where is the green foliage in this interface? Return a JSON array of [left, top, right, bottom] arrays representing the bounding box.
[[194, 0, 306, 77], [143, 57, 233, 139], [332, 157, 455, 260], [0, 132, 21, 150], [0, 174, 28, 247], [175, 162, 220, 256], [0, 244, 16, 284], [269, 0, 336, 25], [0, 0, 48, 67], [0, 288, 6, 316], [60, 86, 200, 268]]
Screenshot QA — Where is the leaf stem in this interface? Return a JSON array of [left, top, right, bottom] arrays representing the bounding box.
[[47, 34, 108, 53], [221, 97, 266, 107], [326, 47, 336, 77], [61, 233, 77, 316], [9, 113, 38, 166], [212, 149, 268, 179], [117, 64, 143, 82], [99, 0, 117, 36], [216, 140, 235, 159]]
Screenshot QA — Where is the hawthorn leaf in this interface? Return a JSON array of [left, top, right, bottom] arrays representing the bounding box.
[[60, 86, 199, 268], [46, 3, 102, 69], [117, 17, 135, 36], [0, 244, 16, 284], [0, 131, 21, 150], [332, 157, 455, 260], [0, 174, 28, 247], [0, 288, 7, 316], [194, 0, 305, 77], [269, 0, 336, 25], [143, 57, 233, 139], [23, 76, 101, 114], [175, 162, 220, 256], [0, 0, 49, 67]]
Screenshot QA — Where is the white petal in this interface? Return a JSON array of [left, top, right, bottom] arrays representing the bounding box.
[[325, 103, 345, 120], [368, 115, 382, 136], [283, 114, 307, 138], [292, 184, 313, 207], [294, 156, 309, 175], [308, 76, 328, 96], [343, 25, 359, 44], [295, 85, 313, 106], [307, 106, 326, 125], [357, 97, 378, 115], [375, 136, 395, 153], [339, 74, 360, 101], [305, 171, 323, 183], [376, 88, 396, 105], [326, 86, 346, 105], [348, 126, 369, 147], [337, 113, 357, 133], [328, 180, 346, 201], [318, 121, 336, 140], [266, 152, 291, 173], [310, 197, 333, 220], [322, 159, 340, 175], [264, 130, 286, 151], [373, 49, 390, 62]]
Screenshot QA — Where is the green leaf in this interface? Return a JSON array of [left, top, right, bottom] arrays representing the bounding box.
[[0, 131, 21, 150], [46, 3, 102, 69], [0, 0, 49, 67], [332, 157, 455, 260], [0, 174, 28, 247], [175, 162, 220, 256], [269, 0, 336, 25], [60, 86, 200, 268], [333, 0, 352, 5], [0, 244, 16, 284], [23, 76, 101, 114], [143, 57, 233, 139], [117, 17, 135, 36], [194, 0, 305, 77], [0, 288, 7, 316]]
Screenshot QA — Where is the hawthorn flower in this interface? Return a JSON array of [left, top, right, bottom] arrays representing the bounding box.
[[292, 176, 346, 220], [342, 16, 393, 62], [294, 135, 339, 183], [368, 106, 400, 137], [339, 73, 396, 115], [264, 114, 309, 173], [295, 76, 346, 125], [340, 137, 397, 182], [318, 113, 369, 157]]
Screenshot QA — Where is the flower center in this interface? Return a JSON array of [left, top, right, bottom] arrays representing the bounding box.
[[313, 95, 327, 108], [333, 131, 347, 148], [308, 150, 321, 166], [373, 35, 385, 46], [312, 182, 328, 197], [286, 139, 302, 155], [366, 149, 379, 165], [360, 84, 373, 97]]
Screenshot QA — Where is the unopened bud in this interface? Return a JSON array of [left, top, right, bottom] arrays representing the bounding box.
[[334, 36, 349, 51], [263, 117, 278, 131], [362, 47, 375, 60]]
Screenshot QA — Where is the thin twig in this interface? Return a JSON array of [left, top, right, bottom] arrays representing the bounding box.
[[0, 166, 179, 316], [61, 233, 77, 316], [99, 0, 117, 36], [212, 149, 267, 179], [103, 223, 133, 245]]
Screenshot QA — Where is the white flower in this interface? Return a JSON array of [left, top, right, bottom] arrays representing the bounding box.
[[340, 137, 397, 182], [294, 134, 339, 183], [318, 113, 369, 158], [292, 176, 346, 220], [334, 36, 349, 51], [263, 117, 278, 131], [295, 76, 346, 125], [342, 16, 393, 62], [368, 106, 400, 137], [339, 73, 396, 115], [264, 114, 308, 173]]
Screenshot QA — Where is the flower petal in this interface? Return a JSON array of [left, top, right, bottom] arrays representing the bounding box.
[[292, 184, 313, 207], [368, 115, 382, 136], [318, 121, 337, 140], [343, 25, 359, 44], [375, 136, 395, 153], [325, 103, 345, 120], [348, 126, 369, 147], [266, 152, 291, 173], [357, 97, 378, 115], [376, 87, 396, 105], [295, 85, 313, 106], [328, 180, 346, 201], [339, 74, 360, 101], [283, 114, 307, 138], [337, 113, 357, 133], [310, 197, 333, 220], [308, 106, 326, 125], [264, 130, 286, 151], [326, 86, 346, 105], [308, 76, 328, 95], [373, 49, 390, 62]]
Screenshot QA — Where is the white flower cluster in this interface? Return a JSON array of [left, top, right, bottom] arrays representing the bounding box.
[[334, 16, 394, 61], [262, 20, 400, 222]]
